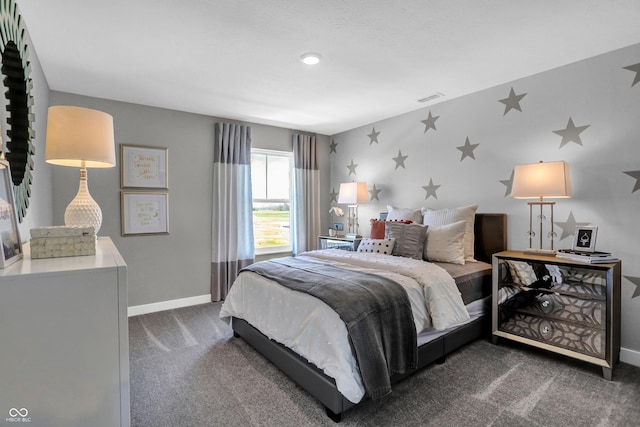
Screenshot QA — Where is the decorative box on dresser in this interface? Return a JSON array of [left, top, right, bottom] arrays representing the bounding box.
[[492, 250, 621, 380], [0, 237, 130, 427]]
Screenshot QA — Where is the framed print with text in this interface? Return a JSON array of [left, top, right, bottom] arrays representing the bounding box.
[[121, 144, 168, 189], [121, 192, 169, 236]]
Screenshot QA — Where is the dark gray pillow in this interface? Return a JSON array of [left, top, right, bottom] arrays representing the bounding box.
[[385, 222, 428, 259]]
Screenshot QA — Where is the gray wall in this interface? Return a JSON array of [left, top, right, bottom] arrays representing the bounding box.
[[330, 43, 640, 356], [49, 91, 330, 307]]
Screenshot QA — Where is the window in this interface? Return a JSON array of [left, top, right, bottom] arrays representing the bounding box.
[[251, 149, 292, 254]]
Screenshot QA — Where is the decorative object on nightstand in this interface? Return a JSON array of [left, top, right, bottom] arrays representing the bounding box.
[[511, 160, 572, 255], [572, 225, 597, 252], [492, 250, 621, 380], [338, 181, 368, 238], [328, 206, 344, 237], [45, 106, 116, 235]]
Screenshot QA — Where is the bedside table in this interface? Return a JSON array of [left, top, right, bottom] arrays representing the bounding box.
[[317, 236, 361, 251], [492, 250, 621, 380]]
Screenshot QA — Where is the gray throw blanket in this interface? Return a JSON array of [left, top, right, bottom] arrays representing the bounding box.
[[241, 256, 417, 400]]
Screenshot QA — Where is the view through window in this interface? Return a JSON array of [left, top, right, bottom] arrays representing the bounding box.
[[251, 149, 292, 254]]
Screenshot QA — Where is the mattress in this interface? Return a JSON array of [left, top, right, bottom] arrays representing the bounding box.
[[417, 260, 492, 346]]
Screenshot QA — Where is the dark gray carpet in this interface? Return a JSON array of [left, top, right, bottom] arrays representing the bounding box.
[[129, 303, 640, 426]]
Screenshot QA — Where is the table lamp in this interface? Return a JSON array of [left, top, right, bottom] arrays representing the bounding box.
[[45, 106, 116, 235], [512, 160, 571, 255], [337, 181, 368, 237]]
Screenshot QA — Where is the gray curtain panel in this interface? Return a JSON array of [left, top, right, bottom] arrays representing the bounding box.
[[211, 122, 255, 301], [292, 134, 321, 254]]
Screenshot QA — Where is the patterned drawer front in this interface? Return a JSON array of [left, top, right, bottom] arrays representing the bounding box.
[[499, 313, 605, 358], [500, 292, 604, 328]]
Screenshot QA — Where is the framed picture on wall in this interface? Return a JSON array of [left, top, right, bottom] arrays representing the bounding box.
[[573, 225, 598, 252], [120, 144, 168, 189], [121, 192, 169, 236], [0, 160, 22, 268]]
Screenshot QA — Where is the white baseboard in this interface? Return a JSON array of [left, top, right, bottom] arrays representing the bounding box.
[[620, 347, 640, 368], [128, 294, 212, 317]]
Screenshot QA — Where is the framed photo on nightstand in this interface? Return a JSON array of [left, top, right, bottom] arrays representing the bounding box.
[[573, 225, 598, 252]]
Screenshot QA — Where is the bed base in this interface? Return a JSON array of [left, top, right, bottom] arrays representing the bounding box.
[[232, 315, 489, 422]]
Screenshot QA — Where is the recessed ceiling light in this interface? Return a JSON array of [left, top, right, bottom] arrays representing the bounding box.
[[300, 52, 322, 65]]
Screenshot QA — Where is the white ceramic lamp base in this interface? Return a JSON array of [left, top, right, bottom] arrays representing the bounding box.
[[65, 168, 102, 235]]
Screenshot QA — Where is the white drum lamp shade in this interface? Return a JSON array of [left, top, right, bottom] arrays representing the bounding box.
[[45, 106, 116, 234], [337, 182, 369, 205], [338, 182, 368, 236], [512, 161, 572, 199]]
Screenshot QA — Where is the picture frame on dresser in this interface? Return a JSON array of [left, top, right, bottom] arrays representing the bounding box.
[[573, 225, 598, 252], [0, 160, 22, 268]]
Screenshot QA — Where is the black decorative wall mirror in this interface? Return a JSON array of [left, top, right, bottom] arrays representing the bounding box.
[[0, 0, 35, 222]]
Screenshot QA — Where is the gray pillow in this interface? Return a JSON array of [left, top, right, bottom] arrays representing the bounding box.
[[385, 222, 428, 259]]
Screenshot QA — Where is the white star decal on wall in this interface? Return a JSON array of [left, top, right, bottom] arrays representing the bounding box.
[[368, 127, 380, 145], [500, 170, 514, 197], [623, 170, 640, 193], [346, 159, 358, 175], [369, 184, 382, 201], [392, 150, 408, 169], [422, 178, 441, 200], [329, 187, 338, 203], [329, 139, 338, 154], [552, 117, 590, 148], [498, 87, 527, 115], [554, 211, 590, 241], [624, 276, 640, 299], [456, 137, 479, 161], [623, 63, 640, 87], [421, 111, 439, 133]]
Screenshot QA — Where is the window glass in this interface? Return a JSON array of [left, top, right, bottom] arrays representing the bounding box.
[[251, 150, 292, 254]]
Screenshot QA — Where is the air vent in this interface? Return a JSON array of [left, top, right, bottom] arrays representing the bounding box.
[[418, 92, 444, 103]]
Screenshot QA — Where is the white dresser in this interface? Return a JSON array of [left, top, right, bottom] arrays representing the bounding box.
[[0, 237, 130, 427]]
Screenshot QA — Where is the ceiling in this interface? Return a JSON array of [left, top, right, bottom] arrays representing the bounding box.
[[16, 0, 640, 136]]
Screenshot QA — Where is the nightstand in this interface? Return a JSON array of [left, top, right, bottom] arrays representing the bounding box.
[[492, 250, 621, 380], [317, 236, 361, 251]]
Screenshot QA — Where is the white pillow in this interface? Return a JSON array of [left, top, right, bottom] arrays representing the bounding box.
[[386, 205, 423, 224], [423, 220, 466, 265], [357, 238, 395, 255], [422, 204, 478, 262]]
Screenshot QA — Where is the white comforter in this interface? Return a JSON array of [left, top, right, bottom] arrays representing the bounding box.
[[219, 250, 470, 403]]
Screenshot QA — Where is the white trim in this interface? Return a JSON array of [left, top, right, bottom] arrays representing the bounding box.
[[620, 347, 640, 368], [128, 294, 211, 317]]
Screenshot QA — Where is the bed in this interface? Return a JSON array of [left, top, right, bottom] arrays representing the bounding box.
[[220, 211, 507, 422]]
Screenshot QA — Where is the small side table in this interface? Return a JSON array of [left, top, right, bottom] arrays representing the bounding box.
[[317, 236, 361, 251]]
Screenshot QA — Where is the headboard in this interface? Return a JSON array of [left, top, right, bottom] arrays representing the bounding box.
[[473, 213, 507, 263], [378, 212, 507, 263]]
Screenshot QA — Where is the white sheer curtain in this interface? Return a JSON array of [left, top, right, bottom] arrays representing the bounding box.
[[211, 122, 254, 301], [292, 134, 321, 254]]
